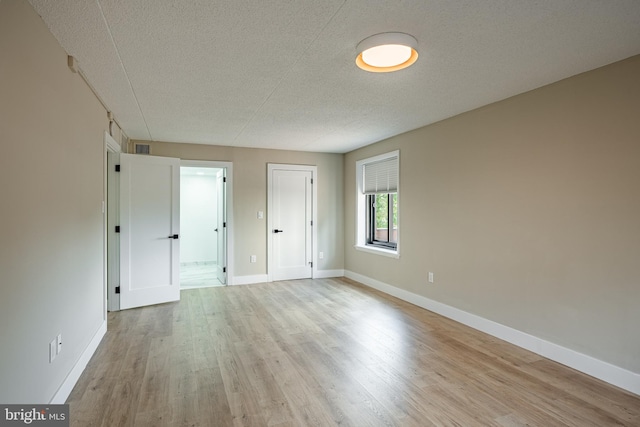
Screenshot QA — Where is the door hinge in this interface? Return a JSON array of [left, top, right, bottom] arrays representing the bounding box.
[[115, 286, 120, 294], [223, 267, 226, 273], [310, 220, 313, 226], [115, 165, 121, 172], [223, 177, 227, 183], [311, 178, 313, 184], [224, 222, 227, 228], [115, 226, 120, 233], [309, 262, 313, 267]]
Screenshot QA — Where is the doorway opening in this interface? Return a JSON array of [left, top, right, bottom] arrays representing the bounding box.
[[180, 163, 229, 288], [106, 155, 234, 312]]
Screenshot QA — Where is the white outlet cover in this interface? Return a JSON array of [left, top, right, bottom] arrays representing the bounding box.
[[56, 334, 62, 354]]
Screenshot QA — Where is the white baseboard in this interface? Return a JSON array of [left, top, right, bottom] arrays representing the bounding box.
[[233, 271, 344, 284], [232, 274, 269, 286], [344, 270, 640, 396], [314, 269, 345, 279], [50, 320, 107, 404]]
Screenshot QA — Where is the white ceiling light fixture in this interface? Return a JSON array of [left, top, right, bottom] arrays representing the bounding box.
[[356, 32, 419, 73]]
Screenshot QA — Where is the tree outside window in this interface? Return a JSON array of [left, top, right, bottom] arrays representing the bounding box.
[[368, 192, 397, 248]]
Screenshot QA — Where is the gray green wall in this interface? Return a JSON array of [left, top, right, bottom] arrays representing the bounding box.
[[344, 55, 640, 374], [1, 0, 109, 403], [140, 142, 344, 278]]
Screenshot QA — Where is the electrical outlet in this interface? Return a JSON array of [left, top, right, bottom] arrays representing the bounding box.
[[428, 272, 434, 283], [49, 339, 57, 363], [56, 334, 62, 355], [250, 255, 257, 263], [257, 211, 263, 219], [319, 252, 324, 259]]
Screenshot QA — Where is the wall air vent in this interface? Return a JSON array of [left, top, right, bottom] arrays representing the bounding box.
[[134, 143, 151, 155]]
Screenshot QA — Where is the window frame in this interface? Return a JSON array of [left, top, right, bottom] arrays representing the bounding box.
[[355, 150, 400, 258]]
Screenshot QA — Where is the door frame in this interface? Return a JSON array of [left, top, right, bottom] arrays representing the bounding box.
[[215, 169, 227, 284], [267, 164, 318, 282], [181, 160, 234, 285], [104, 131, 121, 312]]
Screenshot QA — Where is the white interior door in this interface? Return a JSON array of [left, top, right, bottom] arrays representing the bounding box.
[[120, 153, 181, 309], [269, 165, 313, 281], [216, 169, 226, 284]]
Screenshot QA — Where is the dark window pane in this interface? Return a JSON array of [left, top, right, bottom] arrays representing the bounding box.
[[365, 192, 397, 249]]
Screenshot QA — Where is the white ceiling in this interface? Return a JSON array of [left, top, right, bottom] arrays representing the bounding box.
[[28, 0, 640, 153]]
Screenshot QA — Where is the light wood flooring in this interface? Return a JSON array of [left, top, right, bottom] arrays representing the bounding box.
[[67, 278, 640, 426]]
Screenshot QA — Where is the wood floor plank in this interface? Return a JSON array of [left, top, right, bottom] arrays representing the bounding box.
[[264, 351, 349, 426], [520, 358, 640, 424], [192, 366, 233, 426], [66, 278, 640, 426]]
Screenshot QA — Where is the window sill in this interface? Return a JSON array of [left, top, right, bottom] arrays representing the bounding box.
[[354, 244, 400, 259]]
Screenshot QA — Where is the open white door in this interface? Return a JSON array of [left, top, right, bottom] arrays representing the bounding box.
[[268, 165, 314, 281], [216, 169, 226, 284], [119, 153, 181, 309]]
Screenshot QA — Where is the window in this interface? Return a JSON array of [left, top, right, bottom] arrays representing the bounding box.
[[367, 192, 398, 249], [355, 151, 399, 256]]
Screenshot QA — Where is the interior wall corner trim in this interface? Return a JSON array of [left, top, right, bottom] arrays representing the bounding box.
[[232, 275, 269, 286], [314, 269, 345, 279]]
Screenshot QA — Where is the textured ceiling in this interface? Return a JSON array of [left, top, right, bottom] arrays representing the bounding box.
[[28, 0, 640, 153]]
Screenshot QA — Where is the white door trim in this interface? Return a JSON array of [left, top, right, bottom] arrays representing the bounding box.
[[215, 169, 226, 284], [104, 132, 120, 312], [105, 131, 121, 153], [181, 160, 234, 285], [267, 164, 318, 282]]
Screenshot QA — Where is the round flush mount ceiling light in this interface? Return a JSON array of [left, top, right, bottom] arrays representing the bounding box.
[[356, 32, 418, 73]]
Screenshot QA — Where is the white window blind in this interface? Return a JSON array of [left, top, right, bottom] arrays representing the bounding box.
[[363, 156, 398, 194]]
